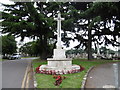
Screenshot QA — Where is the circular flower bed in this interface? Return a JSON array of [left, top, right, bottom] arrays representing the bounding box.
[[35, 65, 85, 75]]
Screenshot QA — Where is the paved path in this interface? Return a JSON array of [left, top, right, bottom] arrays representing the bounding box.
[[85, 62, 120, 88], [0, 62, 2, 90], [2, 58, 36, 88], [118, 62, 120, 88]]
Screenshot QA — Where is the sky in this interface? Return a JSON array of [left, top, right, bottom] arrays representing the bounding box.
[[0, 0, 119, 51], [0, 0, 14, 5]]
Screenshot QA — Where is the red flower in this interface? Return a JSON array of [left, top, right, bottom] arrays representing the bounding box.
[[79, 65, 85, 71], [56, 75, 61, 81], [67, 70, 70, 74], [53, 70, 56, 75], [35, 65, 42, 73], [53, 75, 65, 86], [35, 65, 85, 75], [49, 70, 52, 75], [35, 67, 40, 73]]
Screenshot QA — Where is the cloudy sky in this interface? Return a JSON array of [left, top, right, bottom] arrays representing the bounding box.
[[0, 0, 14, 4]]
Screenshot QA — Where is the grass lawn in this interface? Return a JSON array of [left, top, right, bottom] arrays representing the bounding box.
[[32, 59, 120, 88], [21, 57, 38, 59], [0, 58, 7, 61]]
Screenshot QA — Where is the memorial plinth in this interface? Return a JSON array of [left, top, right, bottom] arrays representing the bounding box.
[[46, 49, 72, 70], [39, 12, 80, 74], [40, 47, 80, 74]]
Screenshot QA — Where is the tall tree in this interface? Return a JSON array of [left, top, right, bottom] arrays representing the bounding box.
[[2, 2, 55, 59], [2, 2, 119, 60], [71, 2, 94, 60], [72, 2, 120, 60], [2, 35, 17, 55], [1, 2, 78, 59]]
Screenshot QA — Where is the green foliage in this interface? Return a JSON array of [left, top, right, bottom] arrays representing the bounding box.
[[19, 41, 38, 56], [20, 40, 53, 57], [1, 2, 78, 59], [1, 2, 120, 60], [72, 2, 120, 60], [2, 35, 17, 55], [66, 49, 85, 55], [100, 46, 116, 55]]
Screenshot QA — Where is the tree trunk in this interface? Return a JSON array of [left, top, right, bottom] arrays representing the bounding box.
[[88, 20, 92, 60], [39, 35, 48, 60]]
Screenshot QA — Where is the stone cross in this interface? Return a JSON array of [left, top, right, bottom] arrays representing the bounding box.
[[54, 12, 64, 49]]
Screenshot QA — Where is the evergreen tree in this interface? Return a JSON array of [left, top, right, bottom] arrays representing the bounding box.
[[71, 2, 120, 60], [1, 2, 78, 59], [1, 2, 119, 60]]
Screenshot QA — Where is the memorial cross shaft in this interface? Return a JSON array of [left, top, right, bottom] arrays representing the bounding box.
[[54, 12, 64, 49]]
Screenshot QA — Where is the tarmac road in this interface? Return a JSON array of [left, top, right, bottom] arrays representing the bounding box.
[[2, 58, 36, 88], [85, 62, 120, 88], [118, 62, 120, 88]]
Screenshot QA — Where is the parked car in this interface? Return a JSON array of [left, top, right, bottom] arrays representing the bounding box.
[[9, 53, 21, 60]]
